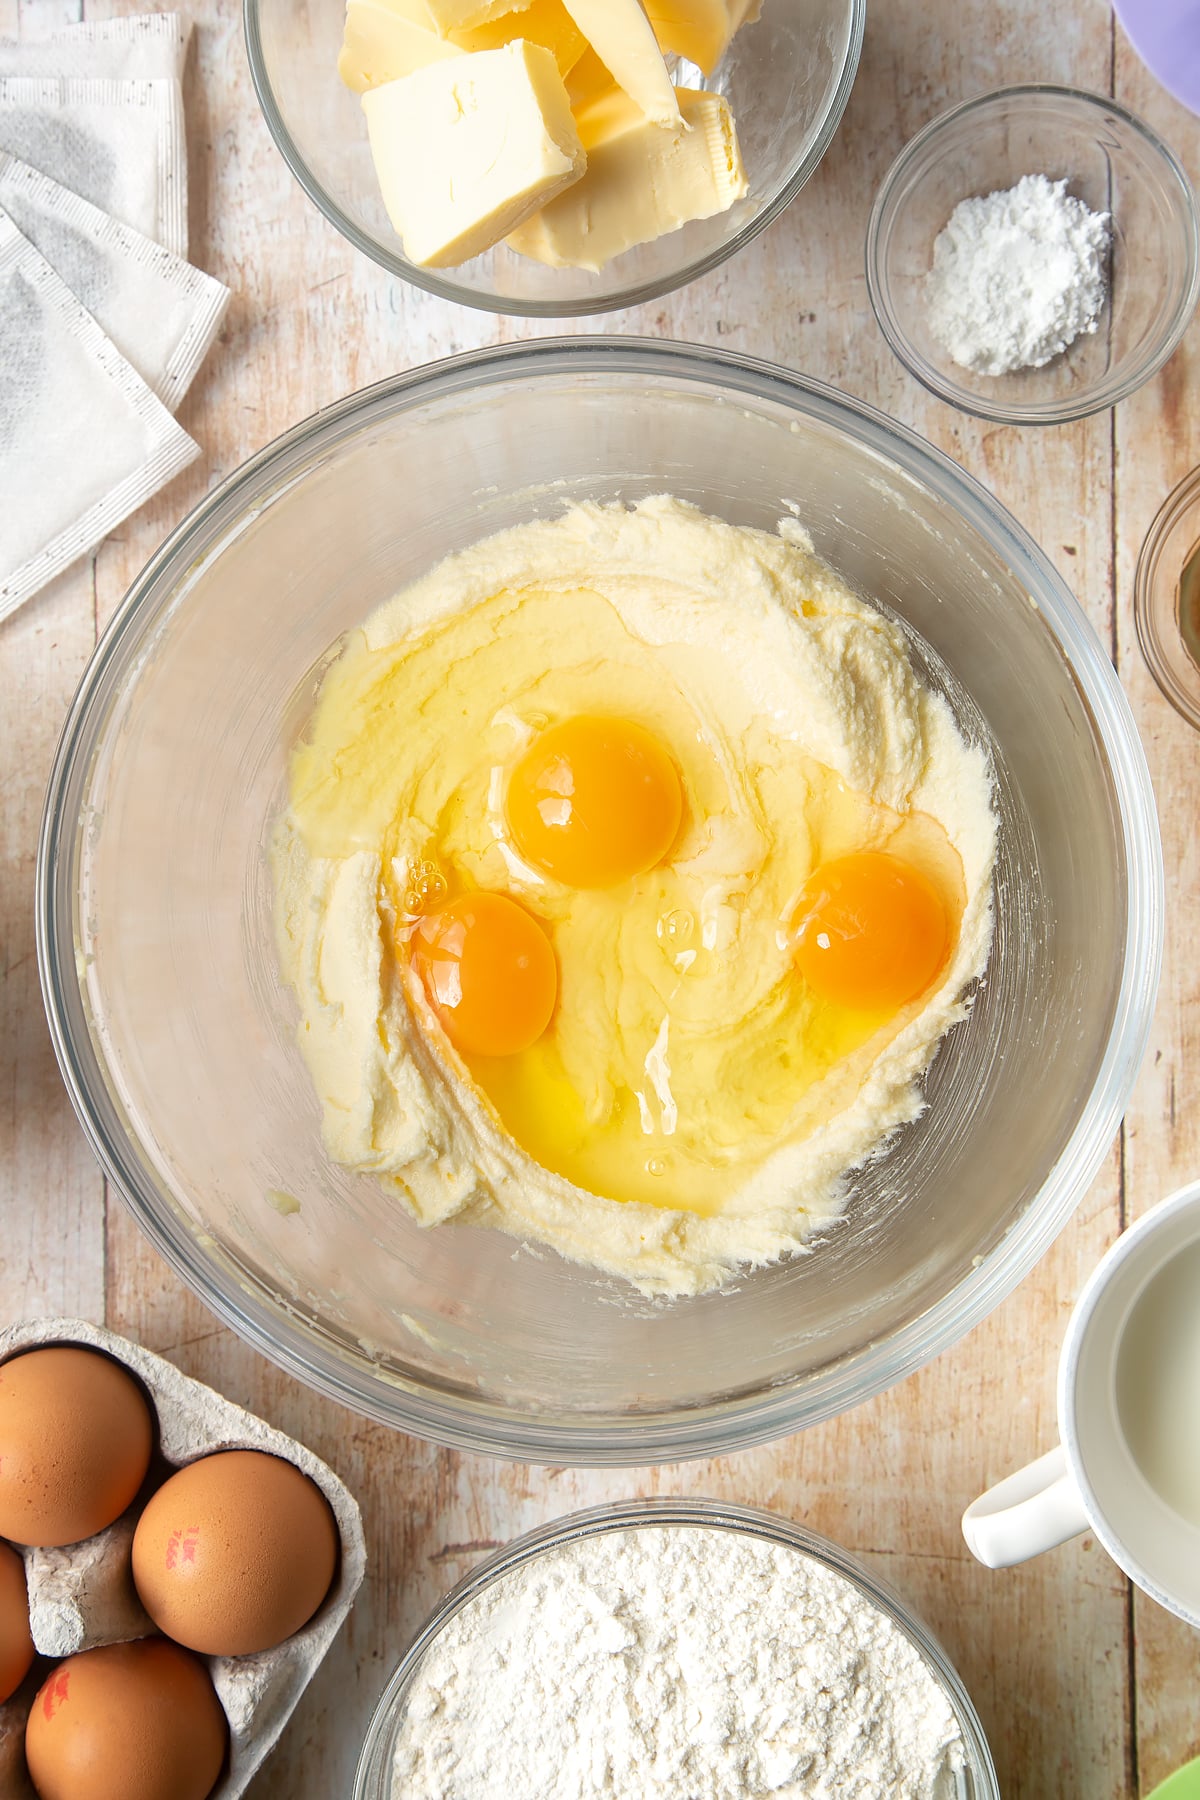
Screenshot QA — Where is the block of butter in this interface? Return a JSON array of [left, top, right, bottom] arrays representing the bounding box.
[[362, 39, 585, 266], [562, 43, 609, 104], [558, 0, 678, 124], [455, 0, 587, 71], [391, 0, 531, 34], [340, 0, 587, 92], [644, 0, 762, 76], [339, 0, 464, 91], [508, 84, 748, 270]]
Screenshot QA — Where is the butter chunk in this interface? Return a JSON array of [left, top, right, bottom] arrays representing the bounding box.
[[388, 0, 533, 34], [362, 41, 586, 267], [564, 44, 617, 107], [558, 0, 679, 125], [339, 0, 464, 92], [453, 0, 588, 75], [644, 0, 761, 75], [508, 85, 747, 270], [345, 0, 584, 81]]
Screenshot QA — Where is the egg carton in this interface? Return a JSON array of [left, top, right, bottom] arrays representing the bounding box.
[[0, 1317, 367, 1799]]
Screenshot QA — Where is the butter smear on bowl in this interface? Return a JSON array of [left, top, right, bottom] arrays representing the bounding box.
[[340, 0, 755, 269]]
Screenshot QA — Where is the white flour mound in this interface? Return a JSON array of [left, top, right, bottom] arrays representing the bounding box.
[[924, 172, 1110, 376], [390, 1525, 968, 1798]]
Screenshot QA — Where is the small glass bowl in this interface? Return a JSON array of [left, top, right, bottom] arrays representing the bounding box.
[[242, 0, 864, 318], [352, 1498, 1000, 1800], [1135, 465, 1200, 729], [866, 85, 1200, 425]]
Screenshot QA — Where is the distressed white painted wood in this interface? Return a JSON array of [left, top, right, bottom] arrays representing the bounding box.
[[1, 0, 1198, 1794]]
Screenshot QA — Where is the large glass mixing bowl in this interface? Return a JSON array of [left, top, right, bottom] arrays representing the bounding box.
[[38, 340, 1162, 1464], [244, 0, 864, 315]]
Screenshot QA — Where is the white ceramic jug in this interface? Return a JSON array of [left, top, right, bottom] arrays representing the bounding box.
[[962, 1179, 1200, 1629]]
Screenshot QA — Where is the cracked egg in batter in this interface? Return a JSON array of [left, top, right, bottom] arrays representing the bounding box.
[[272, 497, 996, 1296]]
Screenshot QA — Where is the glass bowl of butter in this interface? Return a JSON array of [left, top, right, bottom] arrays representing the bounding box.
[[243, 0, 865, 314], [39, 339, 1161, 1464]]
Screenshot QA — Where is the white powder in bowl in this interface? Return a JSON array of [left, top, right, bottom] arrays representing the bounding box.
[[389, 1524, 969, 1798], [924, 173, 1110, 376]]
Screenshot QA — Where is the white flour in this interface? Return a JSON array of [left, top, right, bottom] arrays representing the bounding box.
[[390, 1525, 967, 1798], [924, 173, 1110, 376]]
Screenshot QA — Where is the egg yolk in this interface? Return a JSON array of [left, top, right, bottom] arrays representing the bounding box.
[[409, 891, 558, 1058], [791, 850, 950, 1013], [506, 715, 683, 888]]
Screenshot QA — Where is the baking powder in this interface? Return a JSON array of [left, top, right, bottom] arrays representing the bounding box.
[[390, 1525, 967, 1798], [924, 173, 1110, 376]]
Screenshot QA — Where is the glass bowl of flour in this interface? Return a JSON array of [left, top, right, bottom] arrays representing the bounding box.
[[866, 85, 1200, 425], [353, 1498, 999, 1800]]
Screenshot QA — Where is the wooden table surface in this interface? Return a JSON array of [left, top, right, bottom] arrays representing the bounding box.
[[2, 0, 1199, 1793]]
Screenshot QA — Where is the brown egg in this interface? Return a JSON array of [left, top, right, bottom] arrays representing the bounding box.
[[24, 1637, 226, 1800], [131, 1449, 338, 1656], [0, 1539, 34, 1703], [0, 1347, 154, 1548]]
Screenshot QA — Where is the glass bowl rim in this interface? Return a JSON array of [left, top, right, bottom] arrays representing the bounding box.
[[36, 335, 1164, 1465], [351, 1495, 1001, 1799], [241, 0, 867, 318], [865, 82, 1200, 426], [1133, 462, 1200, 730]]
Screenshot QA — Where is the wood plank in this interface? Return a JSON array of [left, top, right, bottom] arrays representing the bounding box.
[[1112, 30, 1200, 1797], [0, 0, 99, 1348], [0, 571, 106, 1327]]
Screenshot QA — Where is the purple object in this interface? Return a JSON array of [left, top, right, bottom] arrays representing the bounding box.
[[1113, 0, 1200, 115]]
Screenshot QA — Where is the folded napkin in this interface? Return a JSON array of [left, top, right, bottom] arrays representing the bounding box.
[[0, 75, 187, 256], [0, 154, 227, 410], [0, 214, 199, 623], [0, 11, 233, 619], [0, 14, 191, 83]]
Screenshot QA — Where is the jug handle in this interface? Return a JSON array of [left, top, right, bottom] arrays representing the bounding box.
[[962, 1444, 1089, 1568]]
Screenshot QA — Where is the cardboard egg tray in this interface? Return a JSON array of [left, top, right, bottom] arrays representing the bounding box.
[[0, 1317, 367, 1799]]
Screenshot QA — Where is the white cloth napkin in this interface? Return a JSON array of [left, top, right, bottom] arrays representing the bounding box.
[[0, 14, 191, 83], [0, 75, 187, 255], [0, 211, 198, 621], [0, 12, 229, 619], [0, 154, 227, 411]]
